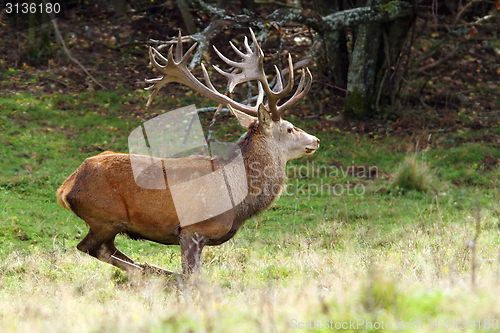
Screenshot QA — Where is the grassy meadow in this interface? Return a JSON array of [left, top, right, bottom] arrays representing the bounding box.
[[2, 72, 500, 332]]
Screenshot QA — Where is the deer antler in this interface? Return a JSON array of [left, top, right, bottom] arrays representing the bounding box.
[[146, 29, 312, 120]]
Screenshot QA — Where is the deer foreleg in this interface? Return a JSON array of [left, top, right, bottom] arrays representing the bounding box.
[[180, 233, 207, 275]]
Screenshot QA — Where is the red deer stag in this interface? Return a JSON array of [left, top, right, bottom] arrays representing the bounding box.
[[57, 29, 319, 276]]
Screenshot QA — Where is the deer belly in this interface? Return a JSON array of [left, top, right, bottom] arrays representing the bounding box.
[[123, 188, 180, 244]]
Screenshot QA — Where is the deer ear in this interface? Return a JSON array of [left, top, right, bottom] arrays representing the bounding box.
[[228, 105, 255, 129], [257, 103, 272, 131]]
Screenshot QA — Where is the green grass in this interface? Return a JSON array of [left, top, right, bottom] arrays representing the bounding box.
[[2, 89, 500, 332]]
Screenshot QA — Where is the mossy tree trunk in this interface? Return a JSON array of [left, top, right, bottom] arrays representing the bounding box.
[[345, 0, 414, 119], [345, 15, 382, 118]]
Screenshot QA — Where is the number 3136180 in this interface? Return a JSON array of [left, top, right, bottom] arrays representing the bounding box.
[[5, 2, 61, 14], [444, 319, 498, 329]]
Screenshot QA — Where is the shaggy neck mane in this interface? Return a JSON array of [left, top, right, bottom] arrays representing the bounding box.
[[236, 123, 287, 219]]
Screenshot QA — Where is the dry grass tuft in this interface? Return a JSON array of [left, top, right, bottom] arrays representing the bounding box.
[[391, 152, 444, 193]]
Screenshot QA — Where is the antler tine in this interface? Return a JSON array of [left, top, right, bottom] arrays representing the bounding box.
[[263, 54, 294, 120], [179, 42, 198, 66], [270, 54, 294, 98], [144, 46, 172, 107], [175, 30, 183, 63], [256, 81, 264, 106], [211, 28, 306, 120], [145, 29, 312, 118], [144, 79, 162, 107], [212, 35, 265, 93], [150, 45, 169, 68], [145, 31, 260, 116], [200, 63, 217, 92], [213, 46, 242, 70], [277, 68, 313, 113], [243, 36, 253, 53], [248, 28, 264, 58], [229, 41, 247, 59], [145, 42, 198, 107], [248, 28, 292, 120], [273, 65, 283, 92]]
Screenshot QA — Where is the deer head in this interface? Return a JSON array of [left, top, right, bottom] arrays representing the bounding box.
[[145, 29, 318, 160]]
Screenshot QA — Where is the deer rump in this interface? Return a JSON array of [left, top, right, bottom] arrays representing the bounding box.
[[57, 150, 248, 247]]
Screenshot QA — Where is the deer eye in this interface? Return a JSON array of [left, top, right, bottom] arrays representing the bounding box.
[[287, 128, 293, 133]]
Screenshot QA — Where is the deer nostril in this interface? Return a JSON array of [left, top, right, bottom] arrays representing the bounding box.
[[317, 138, 320, 145]]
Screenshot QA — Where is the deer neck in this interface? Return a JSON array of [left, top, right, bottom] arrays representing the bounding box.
[[237, 130, 287, 214]]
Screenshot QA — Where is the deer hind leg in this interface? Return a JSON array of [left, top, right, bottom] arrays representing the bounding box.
[[77, 228, 142, 275]]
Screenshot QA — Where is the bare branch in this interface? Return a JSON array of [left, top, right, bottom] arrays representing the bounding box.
[[189, 0, 414, 68], [189, 20, 235, 69], [455, 0, 482, 24], [43, 0, 106, 90], [49, 18, 107, 90], [267, 1, 414, 33], [192, 0, 228, 18], [254, 0, 300, 8], [413, 45, 460, 74]]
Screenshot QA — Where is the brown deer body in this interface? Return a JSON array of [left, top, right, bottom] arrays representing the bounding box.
[[57, 30, 319, 275]]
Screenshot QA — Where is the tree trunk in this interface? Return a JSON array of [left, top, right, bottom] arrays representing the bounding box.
[[178, 0, 198, 34], [27, 21, 53, 63], [345, 18, 382, 119], [314, 0, 349, 89], [112, 0, 128, 17], [344, 0, 414, 119], [240, 0, 255, 12], [381, 17, 415, 109], [28, 15, 37, 61]]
